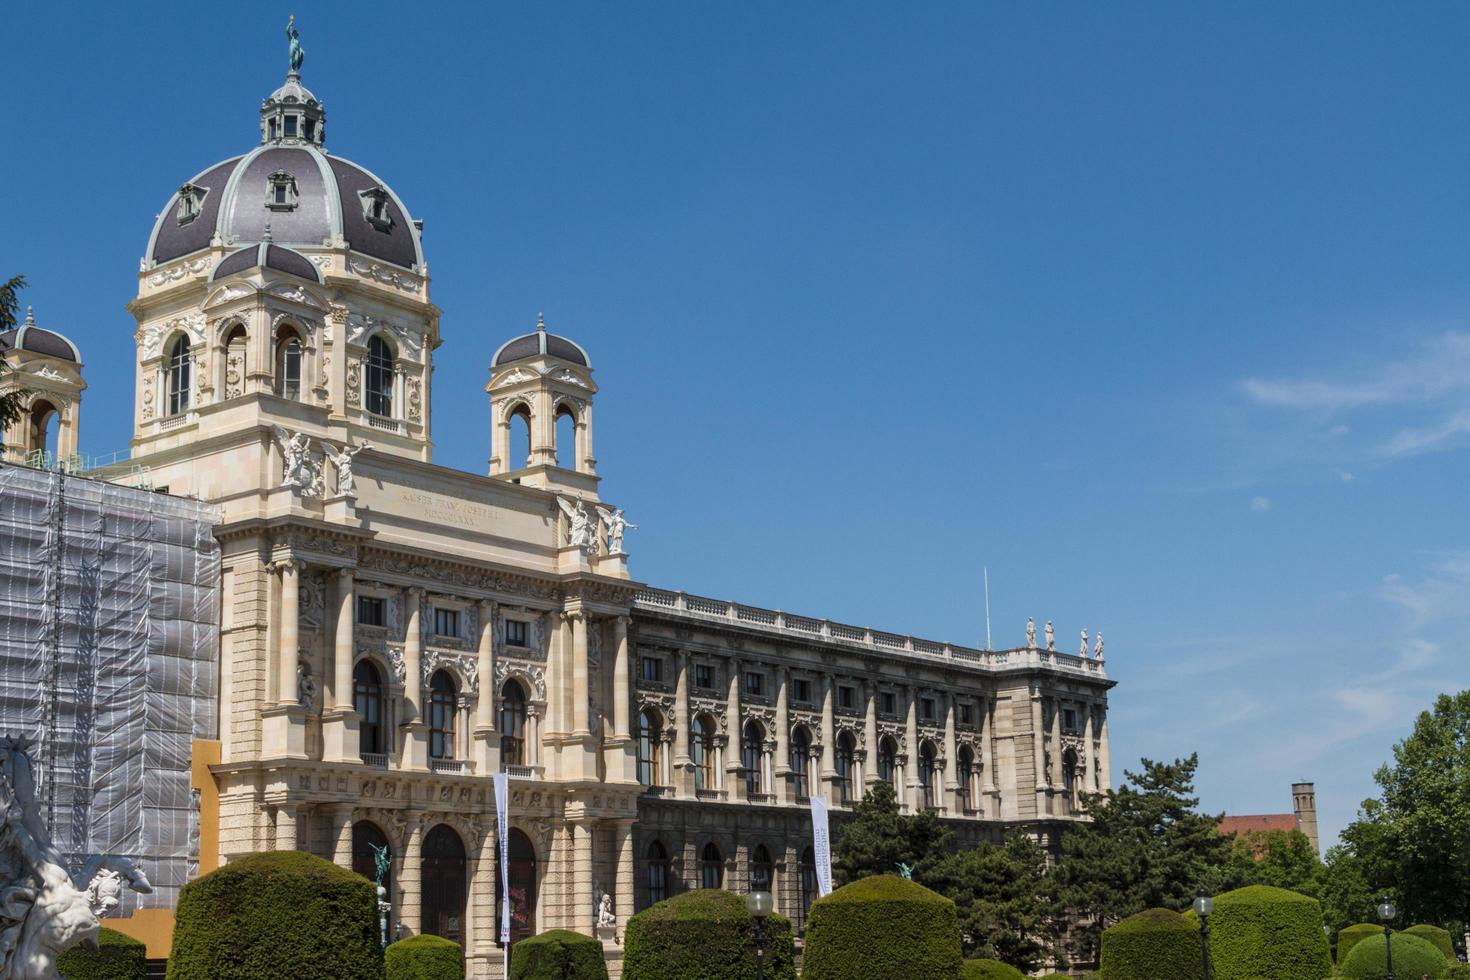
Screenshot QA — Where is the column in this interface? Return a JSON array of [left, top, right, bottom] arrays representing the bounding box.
[[980, 695, 997, 795], [473, 599, 498, 772], [673, 651, 692, 796], [274, 803, 298, 851], [863, 680, 879, 789], [773, 667, 791, 803], [1083, 701, 1097, 794], [609, 616, 635, 783], [819, 674, 836, 789], [331, 804, 353, 870], [613, 819, 635, 941], [1098, 706, 1112, 791], [1050, 696, 1063, 804], [570, 611, 590, 737], [903, 687, 919, 812], [324, 569, 359, 762], [573, 820, 595, 936], [402, 588, 428, 770], [469, 822, 497, 963], [399, 814, 425, 938], [942, 692, 958, 809], [725, 658, 744, 802], [1030, 689, 1047, 815], [278, 560, 301, 706]]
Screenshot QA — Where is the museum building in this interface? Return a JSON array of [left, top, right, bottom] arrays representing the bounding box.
[[3, 50, 1116, 979]]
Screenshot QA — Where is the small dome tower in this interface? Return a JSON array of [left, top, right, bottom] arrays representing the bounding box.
[[0, 307, 86, 467]]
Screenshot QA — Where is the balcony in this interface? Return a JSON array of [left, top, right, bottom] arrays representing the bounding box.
[[359, 752, 389, 769], [429, 758, 467, 775], [505, 764, 539, 781]]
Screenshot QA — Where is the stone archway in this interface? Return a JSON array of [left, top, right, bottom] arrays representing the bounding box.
[[421, 823, 467, 944]]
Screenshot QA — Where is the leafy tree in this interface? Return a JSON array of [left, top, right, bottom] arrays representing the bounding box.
[[0, 275, 28, 434], [929, 833, 1062, 971], [832, 781, 954, 885], [1226, 829, 1323, 896]]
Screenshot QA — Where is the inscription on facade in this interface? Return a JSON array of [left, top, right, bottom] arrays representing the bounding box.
[[397, 489, 500, 530]]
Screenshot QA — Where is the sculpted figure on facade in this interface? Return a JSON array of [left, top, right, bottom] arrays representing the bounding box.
[[595, 506, 637, 556], [1093, 631, 1104, 659], [322, 441, 369, 496], [297, 663, 317, 710], [1044, 620, 1055, 651], [1079, 629, 1089, 657], [271, 425, 321, 496], [1025, 617, 1036, 649], [556, 496, 597, 554], [597, 890, 616, 928]]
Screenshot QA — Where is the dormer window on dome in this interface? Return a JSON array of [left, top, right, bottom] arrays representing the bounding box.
[[267, 171, 298, 212], [360, 187, 394, 232], [176, 183, 207, 225]]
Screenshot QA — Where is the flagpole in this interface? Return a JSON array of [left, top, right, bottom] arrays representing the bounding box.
[[983, 566, 992, 651]]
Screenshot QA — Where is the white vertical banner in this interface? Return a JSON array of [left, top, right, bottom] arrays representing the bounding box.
[[494, 770, 511, 975], [810, 795, 833, 897]]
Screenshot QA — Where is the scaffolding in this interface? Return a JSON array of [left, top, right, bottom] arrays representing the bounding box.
[[0, 463, 220, 913]]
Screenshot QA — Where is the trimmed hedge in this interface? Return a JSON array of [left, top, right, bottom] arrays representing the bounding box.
[[622, 889, 795, 980], [57, 927, 147, 980], [957, 960, 1025, 980], [1208, 885, 1332, 980], [385, 934, 463, 980], [1100, 907, 1204, 980], [1337, 923, 1383, 965], [1444, 964, 1470, 980], [801, 875, 962, 980], [1406, 924, 1457, 961], [1340, 932, 1449, 980], [509, 929, 608, 980], [166, 850, 385, 980]]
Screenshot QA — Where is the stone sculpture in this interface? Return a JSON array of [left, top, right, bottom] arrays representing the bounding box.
[[597, 891, 616, 928], [287, 15, 305, 73], [271, 425, 320, 497], [1093, 632, 1104, 659], [1079, 629, 1089, 657], [76, 856, 152, 920], [556, 496, 597, 554], [1044, 621, 1055, 651], [595, 506, 638, 556], [297, 663, 317, 710], [0, 735, 100, 978], [322, 440, 369, 495], [895, 862, 914, 881], [1025, 617, 1036, 649]]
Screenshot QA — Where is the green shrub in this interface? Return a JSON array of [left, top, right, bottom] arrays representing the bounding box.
[[1405, 925, 1457, 961], [622, 888, 794, 980], [509, 929, 608, 980], [166, 850, 385, 980], [1339, 932, 1449, 979], [1208, 885, 1333, 980], [1038, 974, 1073, 979], [801, 875, 962, 980], [57, 927, 147, 980], [385, 934, 462, 980], [1100, 907, 1204, 980], [957, 960, 1025, 980], [1443, 963, 1470, 980], [1337, 924, 1384, 965]]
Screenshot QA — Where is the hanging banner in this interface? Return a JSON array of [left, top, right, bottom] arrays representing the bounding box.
[[494, 770, 511, 972], [809, 794, 833, 897]]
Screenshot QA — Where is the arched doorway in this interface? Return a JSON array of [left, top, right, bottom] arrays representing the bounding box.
[[352, 821, 392, 937], [421, 824, 467, 945], [496, 828, 538, 943]]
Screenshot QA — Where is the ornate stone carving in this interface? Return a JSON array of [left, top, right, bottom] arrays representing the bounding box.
[[595, 506, 637, 556], [348, 257, 421, 293], [345, 356, 361, 406], [322, 441, 369, 495], [557, 496, 598, 554], [406, 376, 422, 422], [423, 650, 480, 696], [271, 425, 324, 498], [139, 375, 154, 421], [146, 257, 210, 287], [139, 313, 207, 359], [494, 661, 546, 700], [266, 284, 327, 310], [495, 368, 531, 387], [551, 368, 589, 388], [357, 551, 561, 602], [388, 646, 407, 684]]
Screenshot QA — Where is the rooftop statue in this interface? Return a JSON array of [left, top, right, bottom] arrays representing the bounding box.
[[1044, 620, 1055, 651], [1079, 629, 1089, 657], [1025, 617, 1036, 649], [1093, 631, 1105, 660], [595, 506, 637, 556], [287, 15, 305, 74]]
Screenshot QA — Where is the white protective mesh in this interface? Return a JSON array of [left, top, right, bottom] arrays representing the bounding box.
[[0, 465, 220, 913]]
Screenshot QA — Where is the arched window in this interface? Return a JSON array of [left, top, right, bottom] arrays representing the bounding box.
[[26, 400, 58, 460], [878, 736, 898, 789], [692, 715, 715, 792], [638, 709, 663, 787], [500, 680, 527, 766], [790, 727, 812, 799], [354, 660, 384, 757], [275, 330, 303, 400], [919, 742, 937, 809], [365, 335, 394, 417], [428, 670, 457, 760], [751, 844, 774, 893], [645, 841, 670, 908], [957, 745, 976, 811], [799, 846, 817, 931], [508, 404, 532, 468], [421, 824, 466, 944], [836, 731, 857, 805], [742, 721, 765, 797], [166, 336, 191, 415], [496, 828, 538, 943], [1063, 748, 1079, 812], [554, 404, 577, 469], [700, 842, 723, 890]]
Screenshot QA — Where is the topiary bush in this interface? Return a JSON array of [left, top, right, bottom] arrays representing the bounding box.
[[385, 934, 463, 980], [1405, 925, 1457, 961], [166, 850, 385, 980], [1100, 907, 1204, 980], [957, 960, 1025, 980], [1339, 932, 1449, 979], [1037, 974, 1073, 979], [509, 929, 608, 980], [801, 875, 962, 980], [57, 926, 147, 980], [1337, 924, 1384, 964], [1208, 885, 1333, 980], [622, 888, 795, 980], [1443, 963, 1470, 980]]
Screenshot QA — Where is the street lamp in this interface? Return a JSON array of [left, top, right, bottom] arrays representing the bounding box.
[[1193, 890, 1214, 980], [747, 890, 774, 980], [1377, 897, 1397, 980]]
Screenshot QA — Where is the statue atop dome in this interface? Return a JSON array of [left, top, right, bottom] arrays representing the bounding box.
[[287, 15, 305, 75]]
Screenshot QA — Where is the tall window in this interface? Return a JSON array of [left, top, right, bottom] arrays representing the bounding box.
[[751, 844, 774, 892], [276, 333, 302, 399], [428, 670, 457, 760], [433, 607, 460, 637], [878, 737, 897, 789], [742, 721, 764, 796], [790, 727, 812, 799], [166, 336, 191, 415], [799, 847, 817, 931], [958, 745, 976, 810], [638, 709, 663, 787], [836, 731, 856, 804], [1063, 748, 1079, 812], [692, 715, 715, 792], [500, 680, 527, 766], [365, 335, 394, 417], [919, 742, 937, 809], [700, 842, 723, 889], [645, 841, 670, 907], [354, 660, 384, 756]]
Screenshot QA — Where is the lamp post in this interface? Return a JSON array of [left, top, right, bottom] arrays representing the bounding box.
[[1193, 890, 1214, 980], [1377, 897, 1397, 980], [747, 890, 774, 980]]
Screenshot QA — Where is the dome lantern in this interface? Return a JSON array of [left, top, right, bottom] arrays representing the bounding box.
[[259, 17, 325, 148]]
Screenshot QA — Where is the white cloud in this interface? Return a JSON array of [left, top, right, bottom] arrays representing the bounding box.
[[1250, 496, 1272, 512], [1336, 468, 1355, 482]]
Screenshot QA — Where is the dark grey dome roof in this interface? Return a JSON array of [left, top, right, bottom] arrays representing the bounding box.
[[212, 242, 322, 283], [492, 317, 591, 368], [0, 310, 81, 363]]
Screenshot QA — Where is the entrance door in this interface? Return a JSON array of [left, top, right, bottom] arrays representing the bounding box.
[[421, 824, 467, 945]]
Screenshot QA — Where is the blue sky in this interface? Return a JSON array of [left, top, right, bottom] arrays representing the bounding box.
[[6, 2, 1470, 848]]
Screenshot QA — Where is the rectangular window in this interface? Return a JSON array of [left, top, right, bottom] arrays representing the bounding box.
[[793, 678, 812, 703], [839, 685, 855, 709], [640, 657, 662, 683], [505, 619, 528, 647], [433, 607, 460, 637], [959, 703, 974, 725], [881, 692, 896, 716], [744, 671, 765, 697], [1063, 708, 1078, 732], [356, 596, 385, 627], [695, 664, 713, 689], [284, 115, 298, 137], [921, 697, 936, 723]]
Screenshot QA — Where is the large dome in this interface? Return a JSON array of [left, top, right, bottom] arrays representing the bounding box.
[[143, 71, 424, 272]]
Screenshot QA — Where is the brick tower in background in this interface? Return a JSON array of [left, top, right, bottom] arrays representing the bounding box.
[[1292, 782, 1320, 856]]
